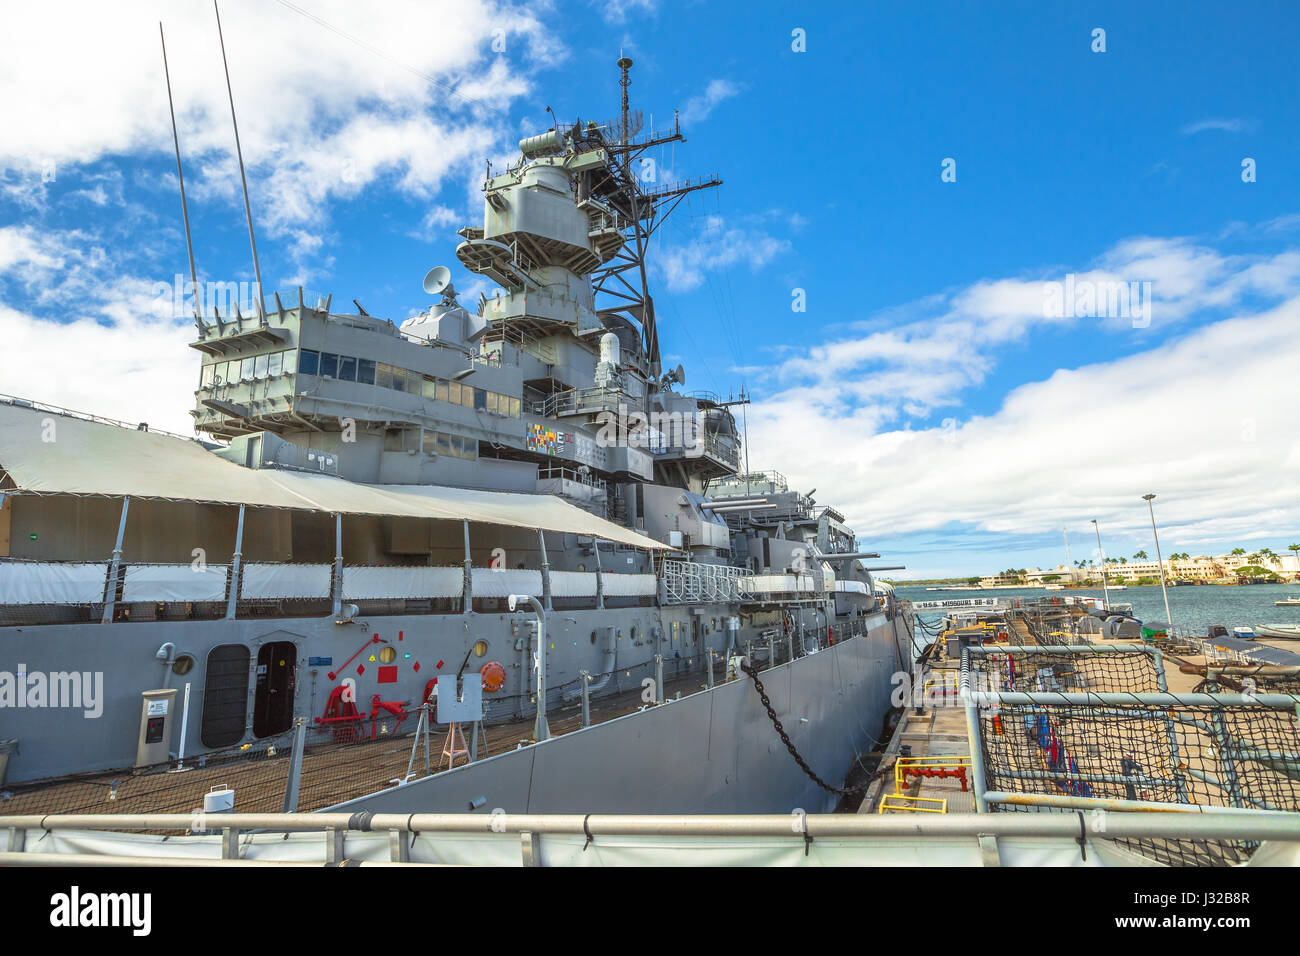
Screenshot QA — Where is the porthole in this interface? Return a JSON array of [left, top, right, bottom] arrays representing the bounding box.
[[472, 640, 488, 657], [172, 654, 195, 675], [379, 646, 396, 664]]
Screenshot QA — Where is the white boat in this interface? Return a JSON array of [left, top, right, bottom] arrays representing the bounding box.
[[1274, 597, 1300, 607], [1255, 624, 1300, 640]]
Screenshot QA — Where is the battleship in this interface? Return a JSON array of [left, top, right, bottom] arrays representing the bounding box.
[[6, 34, 1297, 873], [0, 53, 910, 821]]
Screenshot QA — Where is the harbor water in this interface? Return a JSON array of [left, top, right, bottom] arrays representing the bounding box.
[[894, 582, 1300, 638]]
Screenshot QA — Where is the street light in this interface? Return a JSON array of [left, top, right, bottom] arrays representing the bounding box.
[[508, 593, 549, 741], [1142, 494, 1175, 633], [1091, 519, 1110, 611]]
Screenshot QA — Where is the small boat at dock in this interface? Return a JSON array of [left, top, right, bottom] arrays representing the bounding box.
[[1254, 624, 1300, 640]]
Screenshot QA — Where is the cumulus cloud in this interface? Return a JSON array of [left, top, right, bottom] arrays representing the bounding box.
[[740, 234, 1300, 569], [658, 214, 790, 292], [0, 0, 556, 277], [679, 79, 742, 126]]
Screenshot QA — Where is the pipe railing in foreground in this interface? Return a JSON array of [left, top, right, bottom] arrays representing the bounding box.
[[6, 811, 1300, 841]]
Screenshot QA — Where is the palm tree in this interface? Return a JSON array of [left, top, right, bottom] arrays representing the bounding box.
[[1133, 550, 1148, 560], [1231, 548, 1246, 556]]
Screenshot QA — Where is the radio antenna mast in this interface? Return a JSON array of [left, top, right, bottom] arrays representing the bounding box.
[[213, 0, 266, 321], [160, 22, 203, 336]]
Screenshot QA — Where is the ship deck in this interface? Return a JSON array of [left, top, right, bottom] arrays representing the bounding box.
[[0, 669, 710, 820]]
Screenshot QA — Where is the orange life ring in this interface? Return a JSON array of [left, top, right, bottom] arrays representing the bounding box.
[[480, 661, 507, 692]]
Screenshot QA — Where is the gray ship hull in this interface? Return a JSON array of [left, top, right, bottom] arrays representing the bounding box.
[[0, 599, 898, 791], [329, 610, 902, 816]]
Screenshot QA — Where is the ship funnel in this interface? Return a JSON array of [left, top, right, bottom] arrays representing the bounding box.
[[519, 129, 563, 158]]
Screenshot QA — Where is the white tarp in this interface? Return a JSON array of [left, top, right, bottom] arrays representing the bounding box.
[[0, 561, 108, 604], [549, 570, 598, 597], [0, 402, 665, 551], [471, 568, 542, 598], [240, 563, 332, 599], [601, 573, 657, 596], [342, 566, 463, 600], [121, 563, 229, 602]]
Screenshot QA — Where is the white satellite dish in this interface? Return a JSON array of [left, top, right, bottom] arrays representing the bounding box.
[[422, 265, 452, 296]]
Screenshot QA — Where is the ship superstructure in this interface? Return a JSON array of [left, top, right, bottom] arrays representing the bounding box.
[[0, 61, 902, 817]]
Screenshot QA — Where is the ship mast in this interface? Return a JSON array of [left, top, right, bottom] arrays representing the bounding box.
[[588, 56, 722, 380]]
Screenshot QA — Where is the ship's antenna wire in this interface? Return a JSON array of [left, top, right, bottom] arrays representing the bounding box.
[[213, 0, 267, 321], [271, 0, 507, 118], [159, 22, 203, 335]]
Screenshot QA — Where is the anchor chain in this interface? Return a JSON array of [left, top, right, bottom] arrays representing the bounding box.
[[739, 659, 886, 797]]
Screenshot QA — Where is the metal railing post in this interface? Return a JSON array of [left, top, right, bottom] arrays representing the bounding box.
[[593, 540, 605, 610], [327, 510, 341, 620], [227, 503, 246, 620], [538, 529, 552, 611], [101, 496, 131, 623], [580, 671, 591, 727], [282, 717, 307, 812], [462, 519, 473, 613]]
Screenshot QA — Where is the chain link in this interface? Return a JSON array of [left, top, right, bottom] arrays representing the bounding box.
[[739, 659, 888, 797]]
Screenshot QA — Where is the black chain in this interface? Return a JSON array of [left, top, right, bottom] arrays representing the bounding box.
[[739, 659, 887, 797]]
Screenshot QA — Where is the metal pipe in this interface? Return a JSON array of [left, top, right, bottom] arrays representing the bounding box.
[[509, 594, 549, 741], [579, 671, 591, 727], [9, 811, 1299, 841], [282, 717, 307, 812], [592, 538, 604, 610], [537, 529, 552, 611], [967, 689, 1300, 709], [462, 519, 472, 612], [327, 509, 340, 619], [982, 791, 1296, 816]]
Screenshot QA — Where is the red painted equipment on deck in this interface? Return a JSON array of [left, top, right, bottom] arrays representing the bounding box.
[[316, 684, 364, 743]]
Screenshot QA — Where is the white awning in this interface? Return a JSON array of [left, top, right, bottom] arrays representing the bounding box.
[[0, 403, 665, 550]]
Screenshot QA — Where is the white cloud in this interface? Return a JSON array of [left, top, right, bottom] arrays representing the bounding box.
[[0, 226, 199, 434], [679, 79, 742, 126], [0, 0, 557, 278], [741, 236, 1300, 561], [596, 0, 658, 25], [658, 214, 789, 292], [1180, 118, 1252, 135]]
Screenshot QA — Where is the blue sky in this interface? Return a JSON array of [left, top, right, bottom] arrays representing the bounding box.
[[2, 0, 1299, 576]]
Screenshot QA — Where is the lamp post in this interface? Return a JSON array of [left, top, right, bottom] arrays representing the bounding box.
[[1143, 494, 1175, 633], [1091, 519, 1111, 611]]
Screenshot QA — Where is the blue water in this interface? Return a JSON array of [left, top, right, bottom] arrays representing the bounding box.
[[893, 582, 1300, 638]]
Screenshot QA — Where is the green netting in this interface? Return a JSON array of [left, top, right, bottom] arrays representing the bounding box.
[[979, 702, 1300, 865], [969, 649, 1162, 695]]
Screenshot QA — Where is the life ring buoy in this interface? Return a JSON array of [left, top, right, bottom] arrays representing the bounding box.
[[481, 661, 507, 692]]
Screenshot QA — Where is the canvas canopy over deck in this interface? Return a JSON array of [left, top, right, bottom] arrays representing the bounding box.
[[0, 400, 665, 615], [0, 401, 664, 551]]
